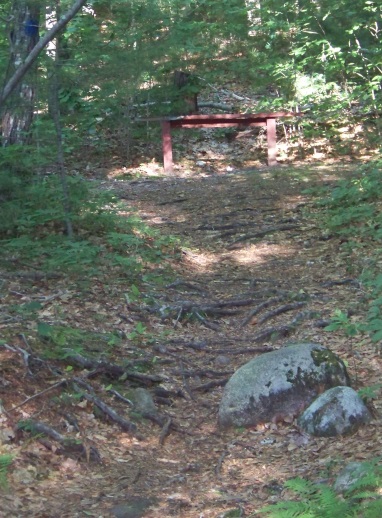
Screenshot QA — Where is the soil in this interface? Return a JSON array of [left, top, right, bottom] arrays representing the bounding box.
[[1, 161, 382, 518]]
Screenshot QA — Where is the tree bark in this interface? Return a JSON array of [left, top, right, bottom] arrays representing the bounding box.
[[1, 1, 40, 145], [0, 0, 88, 110]]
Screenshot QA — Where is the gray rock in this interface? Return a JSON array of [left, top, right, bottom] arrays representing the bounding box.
[[218, 343, 350, 429], [111, 497, 156, 518], [214, 355, 231, 366], [131, 388, 157, 415], [298, 386, 371, 437], [334, 462, 370, 493]]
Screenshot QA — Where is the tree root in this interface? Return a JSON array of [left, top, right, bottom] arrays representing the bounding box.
[[72, 378, 143, 439], [64, 349, 164, 385], [227, 224, 300, 249], [17, 419, 101, 463]]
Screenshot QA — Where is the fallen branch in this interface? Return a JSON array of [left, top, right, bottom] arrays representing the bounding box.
[[7, 380, 67, 413]]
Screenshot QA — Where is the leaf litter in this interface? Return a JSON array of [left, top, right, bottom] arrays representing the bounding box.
[[1, 159, 381, 517]]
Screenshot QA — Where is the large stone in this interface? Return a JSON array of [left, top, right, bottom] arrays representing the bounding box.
[[218, 343, 350, 429], [297, 386, 372, 436]]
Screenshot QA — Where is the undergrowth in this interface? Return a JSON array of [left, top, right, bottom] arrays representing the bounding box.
[[0, 454, 12, 490], [0, 173, 179, 277], [308, 159, 382, 346], [259, 461, 382, 517]]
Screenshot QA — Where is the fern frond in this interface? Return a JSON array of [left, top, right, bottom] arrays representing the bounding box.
[[284, 477, 318, 498], [346, 467, 382, 495], [0, 454, 13, 489], [361, 497, 382, 518], [260, 500, 316, 517]]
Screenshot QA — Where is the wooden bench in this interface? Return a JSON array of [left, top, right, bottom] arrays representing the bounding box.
[[160, 112, 295, 173]]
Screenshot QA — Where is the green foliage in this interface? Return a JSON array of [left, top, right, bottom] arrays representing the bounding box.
[[0, 170, 178, 276], [316, 161, 382, 347], [259, 463, 382, 518], [0, 454, 12, 490], [318, 161, 382, 236], [324, 309, 360, 338], [36, 322, 121, 359]]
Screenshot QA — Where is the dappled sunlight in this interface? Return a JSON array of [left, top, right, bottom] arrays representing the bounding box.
[[226, 242, 297, 266], [181, 248, 221, 272], [179, 243, 297, 274]]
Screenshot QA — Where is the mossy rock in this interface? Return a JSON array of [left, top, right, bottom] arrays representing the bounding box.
[[218, 343, 350, 429]]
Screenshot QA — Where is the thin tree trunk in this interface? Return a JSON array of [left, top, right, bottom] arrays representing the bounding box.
[[50, 1, 74, 238]]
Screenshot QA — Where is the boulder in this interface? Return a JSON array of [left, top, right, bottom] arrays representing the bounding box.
[[218, 343, 350, 429], [297, 386, 371, 436]]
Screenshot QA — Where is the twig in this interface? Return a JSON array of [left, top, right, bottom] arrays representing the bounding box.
[[7, 380, 67, 413], [159, 417, 172, 446]]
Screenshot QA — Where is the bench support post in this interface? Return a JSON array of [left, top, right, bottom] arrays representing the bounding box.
[[266, 117, 277, 166], [161, 120, 173, 174]]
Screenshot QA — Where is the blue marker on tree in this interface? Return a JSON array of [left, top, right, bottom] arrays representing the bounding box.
[[24, 18, 39, 39]]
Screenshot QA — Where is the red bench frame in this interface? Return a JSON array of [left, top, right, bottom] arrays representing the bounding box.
[[161, 112, 294, 173]]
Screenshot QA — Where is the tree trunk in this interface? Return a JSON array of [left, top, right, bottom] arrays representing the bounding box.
[[1, 1, 40, 146]]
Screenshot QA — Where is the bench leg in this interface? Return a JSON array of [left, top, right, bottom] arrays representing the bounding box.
[[161, 121, 173, 174], [266, 117, 277, 166]]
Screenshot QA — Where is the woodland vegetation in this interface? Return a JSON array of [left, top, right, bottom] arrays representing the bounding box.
[[0, 0, 381, 516]]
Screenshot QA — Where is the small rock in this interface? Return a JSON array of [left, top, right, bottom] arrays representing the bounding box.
[[214, 355, 231, 366], [298, 386, 371, 437], [111, 497, 156, 518], [131, 388, 157, 415], [334, 462, 370, 493]]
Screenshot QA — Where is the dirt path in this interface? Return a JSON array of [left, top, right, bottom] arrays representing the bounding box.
[[2, 164, 381, 518]]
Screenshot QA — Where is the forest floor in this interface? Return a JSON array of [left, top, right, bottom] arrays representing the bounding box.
[[1, 154, 382, 517]]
